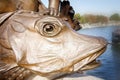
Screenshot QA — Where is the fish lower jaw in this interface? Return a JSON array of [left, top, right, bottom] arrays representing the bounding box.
[[73, 47, 106, 72]]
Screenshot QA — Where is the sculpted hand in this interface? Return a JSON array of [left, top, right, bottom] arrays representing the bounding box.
[[49, 0, 60, 16]]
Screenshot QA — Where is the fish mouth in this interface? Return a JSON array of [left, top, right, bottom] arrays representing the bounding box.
[[73, 47, 106, 72]]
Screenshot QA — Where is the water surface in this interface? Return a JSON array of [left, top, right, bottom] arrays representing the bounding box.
[[78, 26, 120, 80]]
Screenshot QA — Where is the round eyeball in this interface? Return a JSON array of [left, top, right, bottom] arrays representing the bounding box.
[[43, 24, 54, 34]]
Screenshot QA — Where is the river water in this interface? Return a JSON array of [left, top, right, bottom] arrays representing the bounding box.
[[78, 26, 120, 80]]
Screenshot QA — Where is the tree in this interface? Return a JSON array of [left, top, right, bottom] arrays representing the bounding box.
[[96, 15, 108, 23], [74, 13, 87, 23], [74, 13, 81, 21], [74, 13, 109, 24], [110, 13, 120, 21]]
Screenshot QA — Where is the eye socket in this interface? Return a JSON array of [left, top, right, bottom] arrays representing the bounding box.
[[36, 23, 62, 37]]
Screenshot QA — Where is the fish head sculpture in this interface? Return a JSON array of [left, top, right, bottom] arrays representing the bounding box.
[[0, 11, 107, 80]]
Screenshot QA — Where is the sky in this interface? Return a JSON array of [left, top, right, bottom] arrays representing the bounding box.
[[42, 0, 120, 16]]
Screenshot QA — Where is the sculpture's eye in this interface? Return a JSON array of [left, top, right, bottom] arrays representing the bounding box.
[[43, 24, 54, 33], [37, 23, 62, 37]]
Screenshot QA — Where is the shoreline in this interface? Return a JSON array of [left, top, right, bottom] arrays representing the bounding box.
[[81, 21, 120, 29]]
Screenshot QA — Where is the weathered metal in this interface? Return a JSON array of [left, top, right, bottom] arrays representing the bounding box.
[[0, 10, 107, 80]]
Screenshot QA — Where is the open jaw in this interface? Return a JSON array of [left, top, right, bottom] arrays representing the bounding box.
[[49, 46, 107, 79], [19, 44, 107, 77], [72, 46, 107, 72]]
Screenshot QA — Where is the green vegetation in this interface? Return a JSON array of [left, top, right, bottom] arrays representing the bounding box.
[[74, 13, 120, 24], [110, 13, 120, 21]]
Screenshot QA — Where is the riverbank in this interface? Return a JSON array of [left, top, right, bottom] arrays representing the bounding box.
[[81, 21, 120, 29]]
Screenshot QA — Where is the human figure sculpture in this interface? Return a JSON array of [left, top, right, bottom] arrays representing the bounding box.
[[0, 0, 59, 15], [0, 0, 82, 30]]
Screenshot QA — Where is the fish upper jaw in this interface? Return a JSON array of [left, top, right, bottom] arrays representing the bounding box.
[[61, 35, 108, 72]]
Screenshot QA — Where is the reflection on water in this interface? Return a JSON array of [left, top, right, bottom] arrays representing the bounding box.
[[78, 26, 120, 80]]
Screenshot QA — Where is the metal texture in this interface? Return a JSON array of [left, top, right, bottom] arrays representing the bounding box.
[[0, 10, 107, 80]]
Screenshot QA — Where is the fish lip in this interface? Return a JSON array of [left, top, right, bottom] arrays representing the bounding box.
[[73, 46, 107, 72]]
